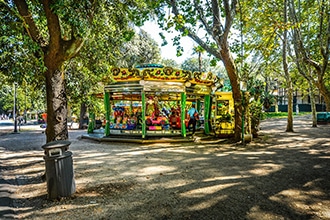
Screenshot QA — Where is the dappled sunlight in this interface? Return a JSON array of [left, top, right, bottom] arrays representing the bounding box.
[[146, 142, 176, 148], [269, 188, 330, 219], [203, 175, 250, 182], [307, 149, 323, 155], [234, 151, 276, 155], [214, 152, 230, 157], [75, 159, 104, 165], [1, 118, 329, 219], [37, 203, 99, 216], [248, 163, 283, 176], [162, 179, 193, 189], [184, 157, 209, 163], [180, 183, 240, 198], [169, 148, 198, 154], [138, 165, 177, 176], [74, 152, 111, 159], [247, 205, 284, 219], [186, 194, 228, 211], [116, 148, 167, 156], [114, 145, 201, 156]]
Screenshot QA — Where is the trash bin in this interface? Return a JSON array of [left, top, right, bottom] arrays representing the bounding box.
[[42, 140, 76, 200]]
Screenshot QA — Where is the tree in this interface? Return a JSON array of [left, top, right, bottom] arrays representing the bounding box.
[[64, 28, 162, 130], [288, 0, 330, 112], [192, 45, 205, 72], [161, 58, 180, 68], [153, 0, 243, 141], [283, 0, 294, 132], [117, 29, 162, 67], [2, 0, 150, 142], [181, 57, 208, 72]]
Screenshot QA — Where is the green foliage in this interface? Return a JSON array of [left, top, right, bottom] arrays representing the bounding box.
[[160, 59, 180, 68], [1, 0, 155, 121], [219, 80, 232, 92], [116, 29, 161, 67], [0, 83, 45, 115], [249, 98, 263, 136], [180, 57, 228, 80], [261, 91, 276, 110], [263, 112, 288, 119], [181, 58, 208, 72], [152, 0, 221, 60], [263, 111, 311, 119]]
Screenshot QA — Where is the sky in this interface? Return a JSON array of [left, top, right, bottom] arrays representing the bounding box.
[[140, 20, 196, 64]]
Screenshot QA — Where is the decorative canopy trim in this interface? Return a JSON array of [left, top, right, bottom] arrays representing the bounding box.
[[107, 66, 222, 87]]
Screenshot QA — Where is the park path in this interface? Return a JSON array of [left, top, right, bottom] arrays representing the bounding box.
[[0, 115, 329, 220]]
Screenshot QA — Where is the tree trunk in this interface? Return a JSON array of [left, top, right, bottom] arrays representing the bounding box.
[[325, 96, 330, 112], [309, 82, 317, 127], [286, 86, 294, 132], [319, 84, 330, 111], [198, 52, 202, 72], [220, 44, 242, 142], [44, 64, 69, 142], [79, 102, 88, 129], [13, 0, 84, 143], [283, 0, 294, 132]]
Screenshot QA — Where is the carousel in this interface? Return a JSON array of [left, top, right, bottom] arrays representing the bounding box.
[[88, 64, 234, 140]]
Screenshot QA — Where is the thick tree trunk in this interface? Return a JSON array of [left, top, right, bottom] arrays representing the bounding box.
[[220, 44, 242, 142], [44, 65, 69, 142], [13, 0, 84, 143]]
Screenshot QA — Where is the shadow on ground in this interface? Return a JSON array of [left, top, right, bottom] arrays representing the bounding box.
[[0, 116, 329, 219]]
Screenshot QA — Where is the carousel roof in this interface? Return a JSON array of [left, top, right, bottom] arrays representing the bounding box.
[[104, 65, 223, 88]]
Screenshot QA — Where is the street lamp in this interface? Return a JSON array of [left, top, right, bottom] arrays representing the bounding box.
[[13, 82, 18, 133], [240, 81, 247, 145]]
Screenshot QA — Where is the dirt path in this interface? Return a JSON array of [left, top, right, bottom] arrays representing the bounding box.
[[0, 115, 329, 220]]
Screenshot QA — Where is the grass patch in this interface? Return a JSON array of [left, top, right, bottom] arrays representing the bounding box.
[[262, 112, 311, 119]]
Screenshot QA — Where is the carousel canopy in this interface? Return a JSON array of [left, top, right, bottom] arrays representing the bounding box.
[[104, 65, 223, 89]]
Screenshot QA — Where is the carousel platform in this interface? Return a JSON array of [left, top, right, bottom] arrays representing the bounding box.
[[81, 129, 222, 144]]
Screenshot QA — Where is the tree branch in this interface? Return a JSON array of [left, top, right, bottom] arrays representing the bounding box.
[[62, 38, 85, 60], [170, 0, 222, 59], [288, 0, 322, 73], [193, 0, 213, 36], [223, 0, 237, 40], [320, 1, 330, 73], [187, 31, 222, 58], [41, 0, 61, 52], [13, 0, 47, 47], [211, 0, 223, 44]]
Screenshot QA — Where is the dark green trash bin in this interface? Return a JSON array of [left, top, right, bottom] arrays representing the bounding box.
[[42, 140, 76, 200]]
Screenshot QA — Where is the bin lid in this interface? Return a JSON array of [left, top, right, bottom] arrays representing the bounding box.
[[42, 140, 71, 150]]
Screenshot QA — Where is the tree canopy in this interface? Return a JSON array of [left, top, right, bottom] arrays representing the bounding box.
[[1, 0, 152, 142], [1, 0, 329, 142]]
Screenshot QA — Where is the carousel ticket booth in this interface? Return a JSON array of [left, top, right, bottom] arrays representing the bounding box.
[[101, 64, 224, 139]]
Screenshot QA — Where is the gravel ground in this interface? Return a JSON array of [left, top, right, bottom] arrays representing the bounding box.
[[0, 115, 329, 220]]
